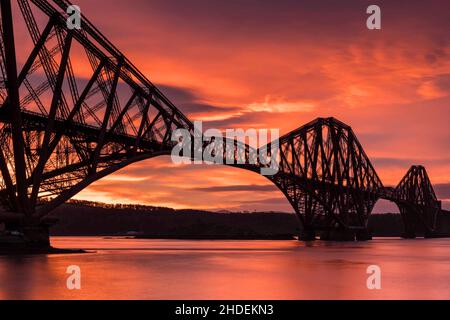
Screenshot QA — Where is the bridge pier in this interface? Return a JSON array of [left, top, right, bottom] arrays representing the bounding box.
[[401, 230, 416, 239], [355, 229, 372, 241], [319, 228, 355, 241], [424, 231, 437, 238], [0, 214, 52, 249], [298, 228, 316, 241], [317, 228, 372, 241], [402, 230, 441, 239], [298, 228, 373, 241], [22, 222, 51, 247]]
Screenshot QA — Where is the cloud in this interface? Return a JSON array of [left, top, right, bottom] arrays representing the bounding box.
[[247, 96, 315, 113], [433, 74, 450, 91], [435, 184, 450, 199], [194, 185, 277, 192], [425, 48, 448, 65], [372, 157, 450, 168], [158, 84, 239, 118], [418, 73, 450, 98]]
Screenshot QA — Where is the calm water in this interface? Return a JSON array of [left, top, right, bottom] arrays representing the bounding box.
[[0, 237, 449, 299]]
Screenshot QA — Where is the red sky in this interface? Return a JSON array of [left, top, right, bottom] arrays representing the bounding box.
[[17, 0, 450, 212]]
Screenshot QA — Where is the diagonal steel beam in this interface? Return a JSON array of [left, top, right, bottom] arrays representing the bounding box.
[[90, 56, 124, 173], [0, 15, 55, 113], [30, 31, 74, 206], [0, 148, 17, 210], [43, 58, 106, 157], [36, 150, 170, 219], [1, 0, 30, 214], [141, 111, 161, 139], [18, 15, 55, 85], [133, 99, 152, 153], [26, 58, 107, 188], [108, 90, 138, 134]]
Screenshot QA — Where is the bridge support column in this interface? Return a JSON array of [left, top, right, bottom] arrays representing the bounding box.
[[355, 229, 372, 241], [319, 228, 356, 241], [298, 228, 316, 241], [0, 215, 52, 248], [399, 206, 418, 239], [424, 231, 436, 238], [22, 222, 51, 247], [401, 230, 416, 239]]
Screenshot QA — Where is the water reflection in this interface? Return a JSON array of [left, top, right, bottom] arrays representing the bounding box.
[[0, 237, 449, 299]]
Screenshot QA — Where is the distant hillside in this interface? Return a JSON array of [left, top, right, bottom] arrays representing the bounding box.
[[48, 200, 299, 238], [47, 200, 413, 238], [367, 213, 405, 236]]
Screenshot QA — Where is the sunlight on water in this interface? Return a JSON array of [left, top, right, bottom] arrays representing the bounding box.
[[0, 237, 449, 299]]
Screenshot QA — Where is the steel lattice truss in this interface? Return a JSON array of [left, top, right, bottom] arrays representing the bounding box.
[[266, 118, 383, 236], [0, 0, 443, 238], [394, 166, 441, 237]]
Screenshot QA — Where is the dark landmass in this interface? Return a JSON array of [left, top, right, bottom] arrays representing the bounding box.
[[0, 243, 86, 255], [367, 213, 405, 236], [49, 200, 299, 239], [135, 234, 295, 240], [46, 200, 430, 238]]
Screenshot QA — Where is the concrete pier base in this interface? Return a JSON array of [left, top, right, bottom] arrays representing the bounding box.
[[298, 229, 316, 241], [320, 229, 355, 241], [424, 231, 436, 238], [401, 231, 416, 239], [22, 223, 51, 247], [355, 229, 372, 241], [318, 228, 372, 241], [0, 216, 57, 253], [298, 228, 373, 241]]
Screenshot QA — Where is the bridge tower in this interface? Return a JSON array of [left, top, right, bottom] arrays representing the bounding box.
[[394, 166, 441, 238], [270, 118, 384, 241]]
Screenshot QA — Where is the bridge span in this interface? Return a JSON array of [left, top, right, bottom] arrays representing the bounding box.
[[0, 0, 444, 245]]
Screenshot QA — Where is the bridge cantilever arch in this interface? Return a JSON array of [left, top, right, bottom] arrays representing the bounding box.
[[0, 0, 444, 246]]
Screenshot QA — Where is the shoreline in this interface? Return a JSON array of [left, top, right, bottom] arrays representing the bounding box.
[[133, 234, 296, 240], [0, 246, 87, 256]]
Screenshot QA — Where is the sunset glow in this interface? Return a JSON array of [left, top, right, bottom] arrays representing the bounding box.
[[21, 0, 448, 212]]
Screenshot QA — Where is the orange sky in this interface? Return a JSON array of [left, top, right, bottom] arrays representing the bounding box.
[[16, 0, 450, 212]]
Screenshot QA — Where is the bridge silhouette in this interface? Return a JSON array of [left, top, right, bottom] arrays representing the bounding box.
[[0, 0, 443, 245]]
